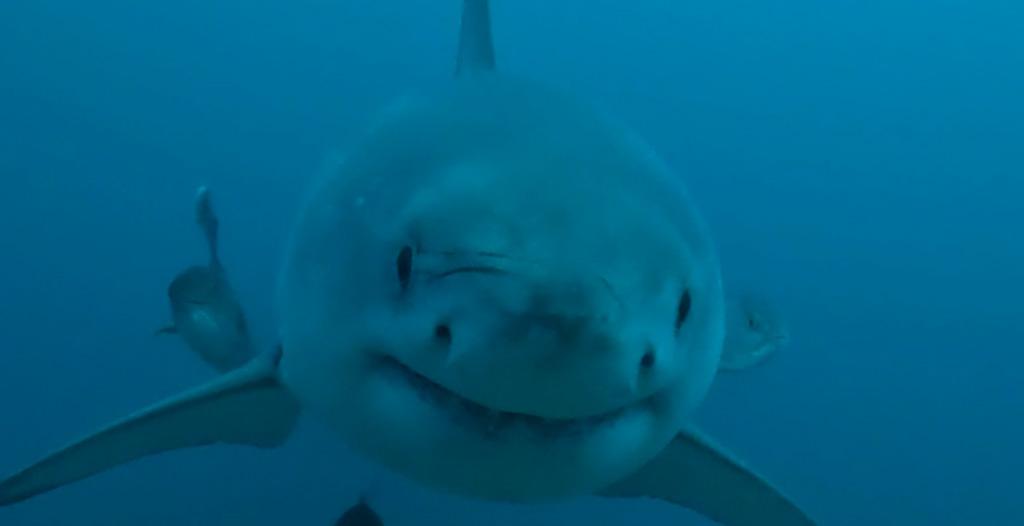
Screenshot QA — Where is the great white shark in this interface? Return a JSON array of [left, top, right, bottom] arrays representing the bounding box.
[[0, 2, 815, 524]]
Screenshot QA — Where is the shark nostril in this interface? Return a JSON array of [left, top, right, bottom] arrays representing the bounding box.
[[434, 323, 452, 345], [640, 347, 656, 369]]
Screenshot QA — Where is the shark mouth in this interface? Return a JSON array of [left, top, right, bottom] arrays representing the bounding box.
[[378, 355, 645, 440]]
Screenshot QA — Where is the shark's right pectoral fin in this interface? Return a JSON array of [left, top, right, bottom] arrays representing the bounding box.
[[599, 427, 815, 525], [0, 350, 300, 507]]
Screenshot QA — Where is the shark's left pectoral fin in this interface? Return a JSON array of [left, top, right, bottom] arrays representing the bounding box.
[[0, 350, 300, 506], [599, 428, 815, 526]]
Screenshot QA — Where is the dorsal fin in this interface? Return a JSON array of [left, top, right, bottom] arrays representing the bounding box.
[[455, 0, 496, 76]]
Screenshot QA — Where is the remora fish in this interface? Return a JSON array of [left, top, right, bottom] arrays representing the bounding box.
[[156, 186, 255, 372]]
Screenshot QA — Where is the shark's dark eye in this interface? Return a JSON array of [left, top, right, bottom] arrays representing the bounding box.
[[434, 323, 452, 345], [397, 246, 413, 290], [640, 348, 656, 369], [675, 289, 691, 331]]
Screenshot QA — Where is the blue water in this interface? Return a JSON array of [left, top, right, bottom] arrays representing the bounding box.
[[1, 1, 1021, 524]]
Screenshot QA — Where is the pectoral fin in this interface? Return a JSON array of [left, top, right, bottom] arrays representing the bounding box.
[[0, 349, 300, 506], [599, 428, 815, 526]]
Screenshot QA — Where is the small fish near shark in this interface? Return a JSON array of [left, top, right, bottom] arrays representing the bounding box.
[[0, 2, 816, 525], [719, 293, 790, 372], [156, 185, 257, 373]]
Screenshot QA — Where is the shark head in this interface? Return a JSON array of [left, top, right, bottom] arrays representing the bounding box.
[[276, 75, 725, 500]]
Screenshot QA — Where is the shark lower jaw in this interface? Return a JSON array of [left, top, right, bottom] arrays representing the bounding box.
[[375, 354, 658, 440]]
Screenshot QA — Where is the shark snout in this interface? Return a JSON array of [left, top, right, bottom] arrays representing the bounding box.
[[521, 273, 625, 327], [426, 267, 663, 419]]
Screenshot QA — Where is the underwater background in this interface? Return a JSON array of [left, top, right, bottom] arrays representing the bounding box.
[[1, 1, 1021, 524]]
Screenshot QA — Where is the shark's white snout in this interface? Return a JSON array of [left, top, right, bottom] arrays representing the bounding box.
[[405, 257, 673, 420]]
